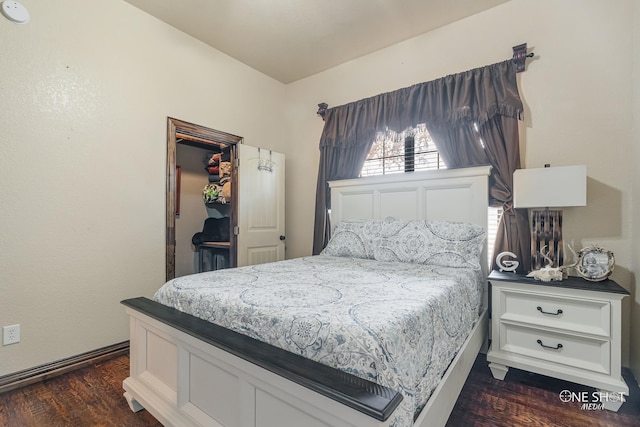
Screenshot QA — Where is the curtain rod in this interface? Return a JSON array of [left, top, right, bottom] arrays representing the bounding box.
[[316, 43, 534, 119]]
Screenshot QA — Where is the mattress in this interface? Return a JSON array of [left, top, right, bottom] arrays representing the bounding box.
[[154, 255, 483, 427]]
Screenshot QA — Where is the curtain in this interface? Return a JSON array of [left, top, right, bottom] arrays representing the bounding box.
[[429, 113, 530, 273], [312, 104, 378, 255], [480, 116, 531, 273], [312, 60, 529, 269]]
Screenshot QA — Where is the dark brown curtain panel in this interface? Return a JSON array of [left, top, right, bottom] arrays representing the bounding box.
[[312, 59, 529, 269], [312, 104, 376, 255], [480, 116, 531, 273], [429, 114, 530, 273]]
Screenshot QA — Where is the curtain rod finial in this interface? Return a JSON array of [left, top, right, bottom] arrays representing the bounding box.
[[512, 43, 534, 73], [317, 103, 328, 120]]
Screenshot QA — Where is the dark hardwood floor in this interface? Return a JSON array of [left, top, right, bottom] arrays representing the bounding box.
[[0, 355, 160, 427], [447, 356, 640, 427], [0, 352, 638, 426]]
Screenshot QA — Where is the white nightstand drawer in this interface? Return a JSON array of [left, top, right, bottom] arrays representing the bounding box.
[[500, 323, 610, 375], [499, 289, 611, 337]]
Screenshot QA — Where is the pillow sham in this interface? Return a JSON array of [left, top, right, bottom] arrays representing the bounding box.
[[373, 219, 486, 269], [320, 219, 385, 259]]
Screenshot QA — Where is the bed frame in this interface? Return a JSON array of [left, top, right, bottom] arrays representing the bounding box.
[[122, 165, 492, 427]]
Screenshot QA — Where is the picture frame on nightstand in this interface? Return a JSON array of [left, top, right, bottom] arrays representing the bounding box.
[[575, 245, 615, 282]]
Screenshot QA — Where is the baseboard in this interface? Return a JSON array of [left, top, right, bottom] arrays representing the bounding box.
[[0, 341, 129, 394]]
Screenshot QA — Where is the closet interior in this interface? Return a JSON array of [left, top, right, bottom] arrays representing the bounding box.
[[167, 118, 242, 280]]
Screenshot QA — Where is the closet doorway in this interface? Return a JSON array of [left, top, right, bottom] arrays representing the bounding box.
[[166, 117, 242, 281]]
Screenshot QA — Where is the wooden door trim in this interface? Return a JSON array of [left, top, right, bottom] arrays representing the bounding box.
[[166, 117, 242, 281]]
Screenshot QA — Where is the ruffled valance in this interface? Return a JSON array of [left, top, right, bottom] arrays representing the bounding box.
[[319, 60, 523, 149]]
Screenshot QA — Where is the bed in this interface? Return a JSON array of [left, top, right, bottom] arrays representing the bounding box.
[[122, 165, 491, 427]]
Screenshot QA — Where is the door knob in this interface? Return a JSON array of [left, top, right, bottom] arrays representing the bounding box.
[[279, 235, 286, 241]]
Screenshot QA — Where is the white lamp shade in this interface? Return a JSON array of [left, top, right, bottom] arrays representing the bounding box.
[[513, 165, 587, 208]]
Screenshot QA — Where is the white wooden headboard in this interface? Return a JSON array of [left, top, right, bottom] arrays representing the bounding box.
[[328, 165, 492, 277]]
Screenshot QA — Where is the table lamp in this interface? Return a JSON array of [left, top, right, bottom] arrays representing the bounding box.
[[513, 165, 587, 270]]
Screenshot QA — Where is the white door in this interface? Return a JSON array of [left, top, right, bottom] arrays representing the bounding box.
[[236, 144, 285, 266]]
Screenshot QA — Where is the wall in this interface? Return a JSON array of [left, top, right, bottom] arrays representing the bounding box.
[[631, 1, 640, 382], [0, 0, 286, 376], [285, 0, 636, 366]]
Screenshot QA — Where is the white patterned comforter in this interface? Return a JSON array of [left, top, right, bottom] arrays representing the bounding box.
[[154, 255, 484, 427]]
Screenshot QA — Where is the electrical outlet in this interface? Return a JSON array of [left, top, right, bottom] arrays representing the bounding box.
[[3, 324, 20, 345]]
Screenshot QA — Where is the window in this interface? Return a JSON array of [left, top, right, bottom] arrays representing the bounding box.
[[360, 125, 500, 267], [361, 125, 445, 176], [487, 206, 503, 266]]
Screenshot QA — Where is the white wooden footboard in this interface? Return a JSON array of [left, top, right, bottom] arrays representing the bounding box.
[[122, 298, 487, 427], [122, 298, 403, 427]]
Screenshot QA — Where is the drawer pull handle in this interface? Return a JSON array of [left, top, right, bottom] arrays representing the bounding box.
[[537, 339, 563, 350], [537, 306, 563, 316]]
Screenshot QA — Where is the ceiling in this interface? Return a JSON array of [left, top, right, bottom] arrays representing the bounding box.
[[124, 0, 510, 84]]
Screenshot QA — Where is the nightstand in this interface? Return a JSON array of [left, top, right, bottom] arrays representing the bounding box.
[[486, 270, 629, 411]]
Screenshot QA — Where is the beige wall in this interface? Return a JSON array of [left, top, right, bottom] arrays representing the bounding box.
[[1, 0, 638, 380], [632, 1, 640, 382], [285, 0, 637, 368], [0, 0, 285, 376]]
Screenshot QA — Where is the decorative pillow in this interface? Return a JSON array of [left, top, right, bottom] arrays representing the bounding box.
[[320, 219, 386, 259], [373, 219, 486, 269]]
